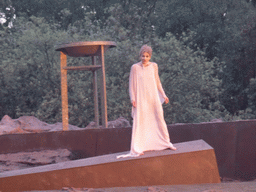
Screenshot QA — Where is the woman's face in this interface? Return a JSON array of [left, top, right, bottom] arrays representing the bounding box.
[[140, 52, 151, 64]]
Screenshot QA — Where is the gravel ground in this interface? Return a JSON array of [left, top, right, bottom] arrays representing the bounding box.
[[29, 181, 256, 192]]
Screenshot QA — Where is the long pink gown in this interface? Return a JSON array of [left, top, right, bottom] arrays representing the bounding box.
[[117, 61, 175, 158]]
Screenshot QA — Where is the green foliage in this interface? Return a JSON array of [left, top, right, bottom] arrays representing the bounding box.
[[237, 78, 256, 119], [3, 0, 256, 126], [0, 16, 76, 124], [150, 35, 228, 123], [218, 2, 256, 114], [151, 0, 256, 115], [0, 12, 230, 126], [1, 0, 118, 30]]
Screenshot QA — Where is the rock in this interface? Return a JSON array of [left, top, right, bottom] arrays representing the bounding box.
[[0, 149, 72, 173], [0, 115, 83, 135], [221, 177, 242, 183], [210, 119, 223, 123], [147, 186, 167, 192], [0, 115, 130, 135], [16, 116, 51, 133], [174, 123, 185, 125], [0, 115, 13, 125], [61, 187, 101, 192], [85, 121, 98, 129], [0, 115, 51, 135], [0, 115, 25, 135], [85, 116, 131, 129], [107, 117, 131, 128], [49, 122, 82, 132]]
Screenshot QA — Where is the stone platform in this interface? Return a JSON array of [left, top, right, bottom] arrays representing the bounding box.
[[0, 140, 220, 191]]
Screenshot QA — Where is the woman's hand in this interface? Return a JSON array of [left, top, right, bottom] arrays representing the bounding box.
[[132, 101, 136, 108], [164, 97, 169, 104]]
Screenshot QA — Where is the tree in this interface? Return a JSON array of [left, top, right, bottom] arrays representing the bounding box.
[[1, 16, 68, 122], [236, 78, 256, 120], [152, 0, 256, 115], [150, 34, 227, 123], [217, 1, 256, 114], [0, 0, 119, 30], [0, 11, 229, 125]]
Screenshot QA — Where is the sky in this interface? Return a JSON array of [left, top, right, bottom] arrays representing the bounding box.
[[0, 12, 6, 24], [0, 7, 15, 27]]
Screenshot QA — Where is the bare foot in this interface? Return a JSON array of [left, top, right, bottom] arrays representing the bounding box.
[[170, 146, 177, 151]]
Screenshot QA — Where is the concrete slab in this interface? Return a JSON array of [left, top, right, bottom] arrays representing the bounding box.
[[96, 128, 131, 155], [0, 130, 99, 158], [235, 121, 256, 180], [198, 122, 238, 178], [0, 140, 220, 192], [167, 124, 201, 143]]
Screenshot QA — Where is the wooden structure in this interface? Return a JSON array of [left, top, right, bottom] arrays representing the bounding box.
[[55, 41, 116, 130]]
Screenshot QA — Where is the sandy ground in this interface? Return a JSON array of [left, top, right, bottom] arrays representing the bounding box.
[[29, 181, 256, 192]]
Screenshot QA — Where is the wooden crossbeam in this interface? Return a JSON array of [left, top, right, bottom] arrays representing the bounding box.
[[63, 65, 102, 71]]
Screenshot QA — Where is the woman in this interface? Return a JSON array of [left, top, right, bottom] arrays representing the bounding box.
[[118, 45, 176, 158]]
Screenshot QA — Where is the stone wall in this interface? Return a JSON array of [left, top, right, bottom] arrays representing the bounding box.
[[0, 120, 255, 180]]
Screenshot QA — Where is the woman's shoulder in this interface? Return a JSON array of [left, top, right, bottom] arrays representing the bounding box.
[[131, 62, 141, 69], [150, 62, 158, 66], [150, 62, 158, 68], [131, 62, 158, 69]]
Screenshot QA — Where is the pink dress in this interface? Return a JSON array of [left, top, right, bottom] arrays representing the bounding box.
[[117, 62, 175, 158]]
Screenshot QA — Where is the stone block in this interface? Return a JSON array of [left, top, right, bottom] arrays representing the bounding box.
[[0, 140, 220, 191], [235, 121, 256, 180], [199, 122, 238, 178]]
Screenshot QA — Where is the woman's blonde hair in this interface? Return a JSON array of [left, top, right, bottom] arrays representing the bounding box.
[[139, 45, 152, 57]]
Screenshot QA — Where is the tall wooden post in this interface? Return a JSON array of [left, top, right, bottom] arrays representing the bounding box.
[[60, 52, 68, 131], [92, 56, 99, 127], [100, 45, 108, 128], [56, 41, 116, 130]]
